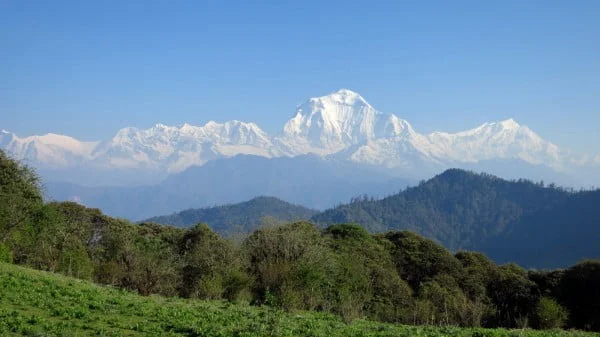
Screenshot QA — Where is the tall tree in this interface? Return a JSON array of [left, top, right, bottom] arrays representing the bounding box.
[[0, 149, 43, 240]]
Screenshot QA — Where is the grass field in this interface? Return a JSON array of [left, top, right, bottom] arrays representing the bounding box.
[[0, 263, 597, 337]]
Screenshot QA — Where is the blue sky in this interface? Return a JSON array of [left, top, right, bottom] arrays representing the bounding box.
[[1, 1, 599, 153]]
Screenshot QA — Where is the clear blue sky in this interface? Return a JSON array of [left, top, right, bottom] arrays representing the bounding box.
[[1, 1, 599, 153]]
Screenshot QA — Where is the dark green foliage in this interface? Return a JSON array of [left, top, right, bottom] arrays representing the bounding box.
[[325, 223, 372, 241], [0, 149, 43, 240], [456, 251, 497, 302], [0, 243, 12, 263], [488, 264, 539, 328], [8, 203, 94, 279], [529, 269, 565, 299], [324, 224, 413, 323], [385, 231, 462, 290], [488, 190, 600, 268], [534, 297, 569, 329], [120, 223, 182, 296], [243, 222, 333, 310], [559, 261, 600, 330], [178, 223, 246, 300], [313, 169, 566, 249], [145, 196, 318, 232]]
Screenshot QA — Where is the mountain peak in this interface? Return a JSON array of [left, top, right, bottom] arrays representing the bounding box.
[[314, 88, 367, 106], [436, 168, 493, 181], [332, 88, 361, 98], [498, 118, 520, 130], [464, 118, 522, 135], [152, 123, 171, 130], [180, 122, 194, 128], [280, 89, 415, 156]]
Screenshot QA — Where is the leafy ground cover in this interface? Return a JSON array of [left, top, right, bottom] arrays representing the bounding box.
[[0, 262, 597, 337]]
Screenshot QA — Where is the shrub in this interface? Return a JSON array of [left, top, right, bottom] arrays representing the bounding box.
[[0, 243, 12, 263], [534, 297, 568, 329]]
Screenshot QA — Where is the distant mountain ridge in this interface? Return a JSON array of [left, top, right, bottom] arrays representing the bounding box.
[[3, 89, 597, 186], [143, 196, 317, 233], [47, 154, 412, 220], [312, 169, 600, 268]]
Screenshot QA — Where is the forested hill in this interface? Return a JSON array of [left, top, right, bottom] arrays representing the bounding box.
[[312, 169, 599, 267], [144, 196, 317, 233], [485, 189, 600, 268]]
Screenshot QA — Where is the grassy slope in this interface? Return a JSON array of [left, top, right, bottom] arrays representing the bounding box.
[[0, 263, 598, 337]]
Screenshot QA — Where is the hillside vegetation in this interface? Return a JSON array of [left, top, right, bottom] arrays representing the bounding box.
[[2, 149, 600, 333], [2, 262, 599, 337]]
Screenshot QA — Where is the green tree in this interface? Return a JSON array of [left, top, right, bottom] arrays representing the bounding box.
[[178, 223, 247, 300], [534, 297, 568, 329], [560, 260, 600, 330], [385, 231, 462, 290], [325, 225, 413, 323], [0, 149, 43, 240], [488, 264, 539, 328], [116, 223, 182, 296], [244, 222, 333, 311]]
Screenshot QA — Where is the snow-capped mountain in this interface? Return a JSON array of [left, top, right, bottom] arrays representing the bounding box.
[[277, 89, 414, 155], [1, 129, 97, 167], [91, 120, 280, 172], [341, 118, 567, 173], [1, 89, 595, 185], [425, 119, 563, 167], [275, 90, 573, 176]]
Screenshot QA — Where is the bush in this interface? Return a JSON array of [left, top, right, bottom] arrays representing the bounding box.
[[0, 243, 12, 263], [244, 222, 330, 310], [58, 243, 94, 280], [534, 297, 568, 329], [560, 260, 600, 330], [179, 224, 242, 299]]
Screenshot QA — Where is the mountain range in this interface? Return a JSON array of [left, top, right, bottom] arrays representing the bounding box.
[[145, 169, 600, 268], [3, 89, 598, 187]]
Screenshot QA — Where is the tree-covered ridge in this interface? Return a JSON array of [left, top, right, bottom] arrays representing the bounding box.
[[485, 189, 600, 267], [312, 169, 599, 267], [144, 196, 318, 232], [2, 149, 600, 332], [314, 169, 568, 248]]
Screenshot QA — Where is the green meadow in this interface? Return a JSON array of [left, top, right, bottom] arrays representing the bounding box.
[[1, 262, 597, 337]]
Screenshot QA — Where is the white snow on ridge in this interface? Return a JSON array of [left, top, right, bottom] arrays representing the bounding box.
[[278, 89, 415, 155], [1, 89, 594, 177], [424, 119, 564, 169], [89, 120, 281, 171], [0, 130, 98, 167]]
